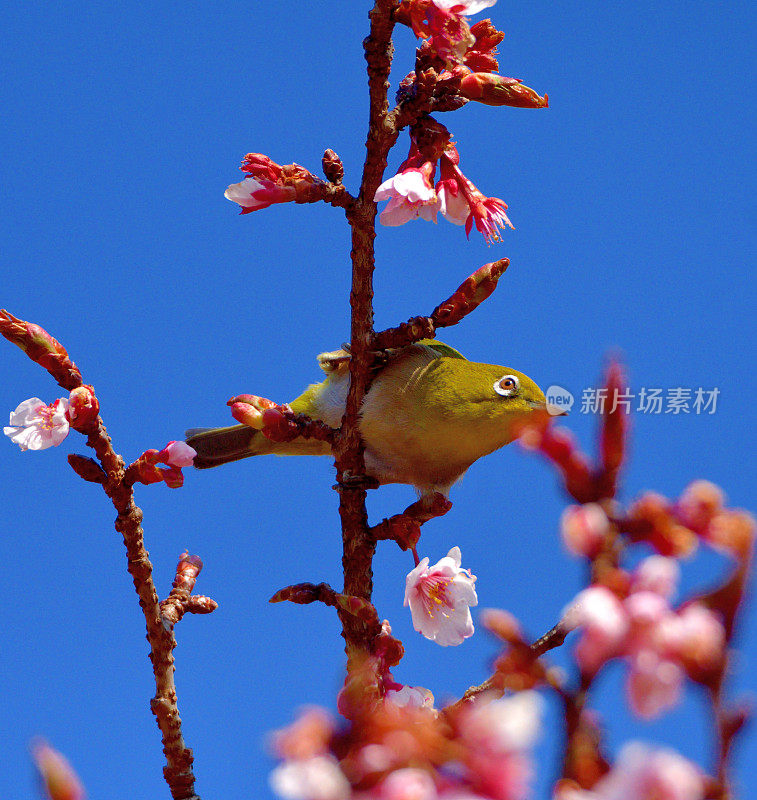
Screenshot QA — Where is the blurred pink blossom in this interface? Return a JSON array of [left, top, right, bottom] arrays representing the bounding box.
[[32, 739, 85, 800], [555, 742, 704, 800], [560, 504, 609, 557], [374, 768, 438, 800], [458, 692, 542, 800], [385, 684, 435, 710], [270, 755, 351, 800], [563, 557, 725, 718]]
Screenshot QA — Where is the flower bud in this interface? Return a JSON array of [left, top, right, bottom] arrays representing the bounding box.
[[67, 454, 107, 484], [260, 406, 300, 442], [706, 510, 755, 558], [560, 503, 609, 557], [0, 310, 83, 389], [32, 739, 85, 800], [627, 493, 698, 557], [158, 440, 196, 468], [459, 73, 548, 107], [229, 401, 264, 429], [322, 149, 344, 184], [481, 608, 522, 642], [67, 385, 99, 429], [431, 258, 510, 327], [676, 480, 725, 533]]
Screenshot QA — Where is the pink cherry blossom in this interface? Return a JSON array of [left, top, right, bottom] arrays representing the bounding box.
[[626, 650, 684, 719], [385, 684, 435, 710], [4, 397, 70, 451], [159, 440, 197, 468], [675, 480, 724, 533], [432, 0, 497, 13], [225, 176, 297, 213], [375, 166, 440, 226], [270, 755, 351, 800], [459, 691, 543, 754], [564, 557, 725, 718], [436, 149, 513, 242], [560, 504, 609, 557], [459, 692, 542, 800], [659, 603, 725, 674], [404, 546, 478, 646], [564, 586, 629, 675], [555, 742, 704, 800], [631, 555, 679, 599], [465, 196, 513, 243], [436, 179, 470, 226], [375, 768, 438, 800]]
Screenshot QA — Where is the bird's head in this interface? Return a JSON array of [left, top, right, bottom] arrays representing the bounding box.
[[427, 357, 549, 452]]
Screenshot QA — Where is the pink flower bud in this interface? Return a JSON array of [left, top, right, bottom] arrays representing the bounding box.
[[579, 742, 704, 800], [676, 480, 725, 533], [0, 310, 83, 388], [564, 586, 629, 674], [560, 503, 609, 557], [377, 767, 437, 800], [260, 406, 300, 442], [632, 555, 680, 599], [225, 177, 297, 213], [674, 604, 725, 675], [32, 739, 86, 800], [626, 650, 683, 719], [66, 385, 99, 428], [229, 401, 264, 429], [459, 73, 548, 107], [706, 510, 756, 559], [158, 440, 196, 468]]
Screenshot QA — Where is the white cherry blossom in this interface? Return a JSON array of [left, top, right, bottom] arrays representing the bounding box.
[[4, 397, 70, 451], [404, 546, 477, 646]]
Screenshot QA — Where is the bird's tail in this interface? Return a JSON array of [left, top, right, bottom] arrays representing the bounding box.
[[185, 424, 331, 469]]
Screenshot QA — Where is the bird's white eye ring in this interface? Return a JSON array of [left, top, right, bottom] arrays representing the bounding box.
[[494, 374, 520, 397]]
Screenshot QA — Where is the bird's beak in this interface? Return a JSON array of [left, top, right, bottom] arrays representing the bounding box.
[[527, 400, 568, 417]]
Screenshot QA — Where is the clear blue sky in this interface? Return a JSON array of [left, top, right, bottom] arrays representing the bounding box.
[[1, 2, 754, 798]]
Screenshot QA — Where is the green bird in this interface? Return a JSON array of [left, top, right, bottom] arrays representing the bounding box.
[[186, 340, 547, 498]]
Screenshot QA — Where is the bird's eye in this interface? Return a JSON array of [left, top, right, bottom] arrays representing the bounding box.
[[494, 374, 520, 397]]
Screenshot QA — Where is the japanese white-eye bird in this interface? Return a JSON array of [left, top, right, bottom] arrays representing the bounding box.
[[186, 340, 547, 497]]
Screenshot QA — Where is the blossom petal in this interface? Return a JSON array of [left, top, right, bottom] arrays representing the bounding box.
[[8, 398, 45, 427]]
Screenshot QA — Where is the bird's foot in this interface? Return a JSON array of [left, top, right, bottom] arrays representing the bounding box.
[[335, 472, 381, 491]]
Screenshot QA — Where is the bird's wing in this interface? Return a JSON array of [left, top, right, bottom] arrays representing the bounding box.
[[315, 340, 466, 373], [420, 340, 467, 360]]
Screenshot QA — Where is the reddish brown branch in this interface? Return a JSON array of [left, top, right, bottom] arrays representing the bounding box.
[[161, 553, 218, 627], [0, 309, 83, 391], [372, 258, 510, 350], [333, 0, 399, 666], [270, 582, 381, 629], [2, 312, 201, 800], [371, 492, 452, 550]]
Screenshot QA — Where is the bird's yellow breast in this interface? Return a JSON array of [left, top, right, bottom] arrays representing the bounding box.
[[358, 348, 516, 493]]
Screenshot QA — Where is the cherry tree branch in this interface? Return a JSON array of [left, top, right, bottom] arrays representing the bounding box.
[[332, 0, 400, 664], [1, 311, 206, 800]]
